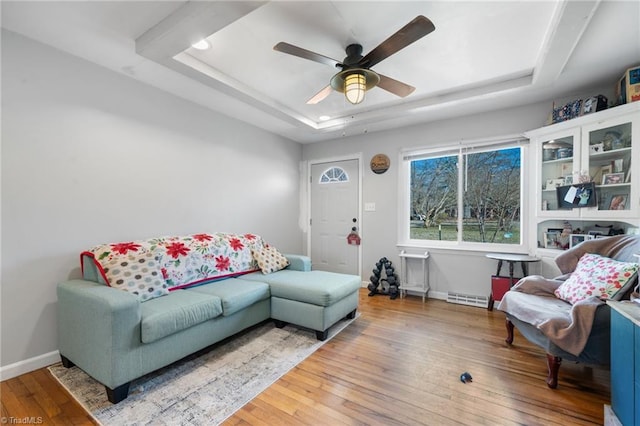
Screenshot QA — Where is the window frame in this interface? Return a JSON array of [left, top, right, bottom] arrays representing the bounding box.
[[398, 135, 531, 253], [319, 166, 349, 184]]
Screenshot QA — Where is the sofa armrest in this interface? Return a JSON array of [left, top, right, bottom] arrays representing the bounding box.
[[57, 279, 141, 387], [284, 254, 311, 272]]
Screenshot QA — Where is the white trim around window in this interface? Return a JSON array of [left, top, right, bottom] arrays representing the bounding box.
[[397, 134, 532, 254]]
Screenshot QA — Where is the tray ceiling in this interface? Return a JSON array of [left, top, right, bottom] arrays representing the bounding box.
[[2, 1, 639, 143]]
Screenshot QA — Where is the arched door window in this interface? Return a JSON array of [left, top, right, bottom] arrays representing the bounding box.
[[319, 167, 349, 184]]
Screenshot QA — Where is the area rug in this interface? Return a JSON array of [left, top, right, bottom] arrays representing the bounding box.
[[48, 317, 355, 425]]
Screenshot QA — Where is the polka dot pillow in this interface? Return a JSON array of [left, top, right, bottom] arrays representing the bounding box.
[[252, 245, 290, 274], [554, 253, 639, 304], [100, 250, 169, 302]]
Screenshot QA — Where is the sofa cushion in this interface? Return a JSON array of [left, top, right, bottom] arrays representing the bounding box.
[[242, 270, 361, 306], [186, 278, 270, 316], [252, 245, 290, 274], [140, 290, 223, 343], [554, 253, 639, 304]]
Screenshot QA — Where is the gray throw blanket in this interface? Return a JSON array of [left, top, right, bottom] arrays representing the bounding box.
[[497, 275, 602, 356]]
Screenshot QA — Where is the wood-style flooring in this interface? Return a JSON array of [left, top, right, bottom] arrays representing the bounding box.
[[1, 289, 610, 425]]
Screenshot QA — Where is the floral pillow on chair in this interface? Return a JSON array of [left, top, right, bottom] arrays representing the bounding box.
[[554, 253, 639, 304]]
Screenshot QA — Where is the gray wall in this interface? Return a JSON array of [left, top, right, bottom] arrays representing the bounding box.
[[1, 30, 303, 374], [302, 102, 570, 297]]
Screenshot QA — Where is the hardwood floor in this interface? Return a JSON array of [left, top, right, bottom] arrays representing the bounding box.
[[2, 289, 610, 425], [1, 368, 97, 425]]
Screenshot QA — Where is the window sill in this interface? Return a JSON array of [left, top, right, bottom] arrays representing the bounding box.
[[397, 241, 529, 255]]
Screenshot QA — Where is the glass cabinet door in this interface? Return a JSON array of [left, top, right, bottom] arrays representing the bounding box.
[[539, 134, 577, 213], [585, 120, 633, 214]]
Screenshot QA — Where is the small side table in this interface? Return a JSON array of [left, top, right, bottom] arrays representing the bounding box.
[[486, 253, 540, 311], [399, 250, 430, 302]]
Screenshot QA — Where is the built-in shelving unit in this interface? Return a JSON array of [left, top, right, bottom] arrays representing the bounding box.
[[525, 103, 640, 262]]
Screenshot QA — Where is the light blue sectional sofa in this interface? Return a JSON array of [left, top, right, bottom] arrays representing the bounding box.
[[57, 233, 360, 403]]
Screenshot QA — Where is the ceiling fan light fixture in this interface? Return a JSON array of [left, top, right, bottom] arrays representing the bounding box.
[[330, 68, 380, 105], [345, 73, 366, 104]]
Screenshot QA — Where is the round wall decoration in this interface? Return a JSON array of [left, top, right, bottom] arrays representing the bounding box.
[[370, 154, 390, 174]]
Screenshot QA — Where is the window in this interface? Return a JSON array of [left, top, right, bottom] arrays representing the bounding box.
[[319, 167, 349, 183], [402, 139, 525, 248], [410, 153, 458, 241]]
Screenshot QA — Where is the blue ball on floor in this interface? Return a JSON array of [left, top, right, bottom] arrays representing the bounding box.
[[460, 372, 473, 383]]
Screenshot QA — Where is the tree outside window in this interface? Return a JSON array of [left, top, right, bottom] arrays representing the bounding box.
[[409, 146, 521, 245]]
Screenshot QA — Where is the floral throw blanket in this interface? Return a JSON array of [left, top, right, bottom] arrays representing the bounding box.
[[81, 233, 264, 301]]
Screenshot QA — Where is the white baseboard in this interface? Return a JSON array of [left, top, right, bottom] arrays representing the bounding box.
[[426, 290, 447, 300], [398, 289, 447, 300], [0, 350, 60, 381], [361, 281, 447, 301], [604, 405, 622, 426]]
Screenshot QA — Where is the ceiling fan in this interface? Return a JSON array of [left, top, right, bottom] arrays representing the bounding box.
[[273, 15, 435, 105]]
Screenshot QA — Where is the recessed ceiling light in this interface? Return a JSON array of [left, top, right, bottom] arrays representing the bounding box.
[[191, 40, 210, 50], [319, 115, 330, 121]]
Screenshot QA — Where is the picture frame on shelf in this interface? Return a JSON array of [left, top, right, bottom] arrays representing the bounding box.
[[552, 99, 582, 123], [598, 193, 609, 210], [602, 172, 625, 185], [591, 169, 603, 186], [544, 232, 560, 249], [545, 178, 565, 190], [600, 164, 612, 176], [613, 158, 624, 173], [569, 234, 594, 249], [608, 194, 628, 210], [625, 168, 631, 183], [582, 97, 597, 115], [582, 95, 607, 115], [563, 175, 573, 185]]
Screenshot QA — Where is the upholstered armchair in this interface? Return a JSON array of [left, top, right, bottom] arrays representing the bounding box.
[[498, 235, 640, 388]]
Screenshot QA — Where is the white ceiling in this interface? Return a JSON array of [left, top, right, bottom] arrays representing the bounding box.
[[2, 1, 639, 143]]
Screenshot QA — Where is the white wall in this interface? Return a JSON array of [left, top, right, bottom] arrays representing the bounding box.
[[0, 30, 303, 375]]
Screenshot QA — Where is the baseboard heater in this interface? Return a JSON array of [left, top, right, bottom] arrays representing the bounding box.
[[446, 292, 489, 308]]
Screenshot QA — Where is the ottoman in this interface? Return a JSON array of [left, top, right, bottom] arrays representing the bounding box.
[[241, 270, 361, 340]]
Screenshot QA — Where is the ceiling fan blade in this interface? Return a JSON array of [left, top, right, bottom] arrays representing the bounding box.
[[274, 42, 342, 68], [306, 85, 333, 104], [359, 15, 435, 68], [377, 74, 415, 98]]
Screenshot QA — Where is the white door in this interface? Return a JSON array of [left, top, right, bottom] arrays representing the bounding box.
[[310, 159, 359, 275]]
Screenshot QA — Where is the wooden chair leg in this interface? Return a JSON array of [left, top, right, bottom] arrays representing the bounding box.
[[505, 319, 514, 345], [546, 354, 561, 389]]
